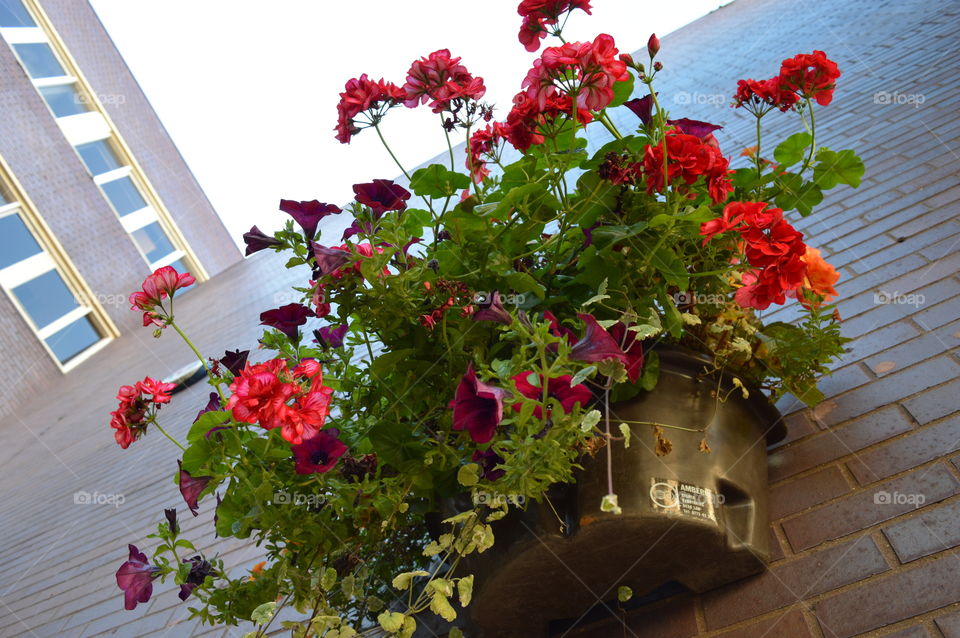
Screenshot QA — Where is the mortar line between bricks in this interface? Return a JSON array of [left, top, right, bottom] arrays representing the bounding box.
[[871, 529, 903, 569]]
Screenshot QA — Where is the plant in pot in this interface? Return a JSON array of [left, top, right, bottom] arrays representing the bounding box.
[[109, 3, 860, 636]]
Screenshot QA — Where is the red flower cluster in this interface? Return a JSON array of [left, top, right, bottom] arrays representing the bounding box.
[[642, 132, 734, 205], [466, 122, 507, 183], [517, 0, 592, 52], [226, 358, 335, 447], [698, 201, 835, 310], [734, 51, 840, 113], [403, 49, 486, 114], [329, 243, 388, 280], [522, 34, 629, 113], [334, 74, 405, 144], [110, 377, 177, 449], [502, 91, 592, 151], [128, 266, 195, 328], [419, 280, 472, 330], [512, 372, 591, 419]]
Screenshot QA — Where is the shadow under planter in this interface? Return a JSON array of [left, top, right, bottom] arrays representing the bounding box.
[[466, 344, 787, 638]]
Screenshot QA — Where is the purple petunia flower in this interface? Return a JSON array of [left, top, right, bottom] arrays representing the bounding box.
[[473, 290, 512, 325], [242, 226, 282, 256], [164, 508, 178, 535], [450, 364, 509, 444], [571, 314, 630, 366], [178, 460, 213, 517], [625, 94, 656, 126], [311, 243, 353, 276], [314, 324, 349, 349], [352, 179, 411, 218], [178, 555, 213, 601], [279, 200, 341, 239], [668, 117, 723, 140], [341, 220, 379, 241], [607, 322, 646, 383], [116, 544, 159, 610], [194, 392, 220, 424], [260, 303, 313, 341], [219, 349, 249, 375], [291, 429, 348, 475], [472, 448, 506, 481]]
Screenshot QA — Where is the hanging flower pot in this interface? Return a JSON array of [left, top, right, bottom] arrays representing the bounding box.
[[464, 344, 786, 637]]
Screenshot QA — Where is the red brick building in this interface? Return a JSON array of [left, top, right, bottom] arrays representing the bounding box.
[[0, 0, 240, 418]]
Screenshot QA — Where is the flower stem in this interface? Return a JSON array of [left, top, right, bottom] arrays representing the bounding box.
[[170, 321, 224, 400], [154, 421, 186, 451], [374, 122, 411, 181]]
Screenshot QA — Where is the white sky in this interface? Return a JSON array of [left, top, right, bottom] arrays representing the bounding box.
[[90, 1, 726, 248]]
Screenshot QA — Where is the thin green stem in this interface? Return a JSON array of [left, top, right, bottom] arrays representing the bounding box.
[[154, 421, 186, 451], [170, 321, 224, 400], [374, 123, 411, 181]]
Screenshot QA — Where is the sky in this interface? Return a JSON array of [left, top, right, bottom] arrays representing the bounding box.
[[89, 1, 726, 248]]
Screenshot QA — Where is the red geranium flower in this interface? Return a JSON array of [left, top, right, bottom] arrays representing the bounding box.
[[128, 265, 195, 328], [226, 358, 298, 430], [403, 49, 486, 113], [334, 74, 405, 143], [733, 77, 799, 114], [512, 372, 592, 419], [516, 0, 592, 52], [778, 51, 840, 106], [642, 132, 733, 205]]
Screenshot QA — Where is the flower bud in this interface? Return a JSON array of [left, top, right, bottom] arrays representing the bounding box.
[[647, 33, 660, 58], [619, 53, 635, 67], [654, 61, 663, 72]]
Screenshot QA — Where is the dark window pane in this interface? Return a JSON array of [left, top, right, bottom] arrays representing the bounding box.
[[39, 84, 89, 118], [166, 258, 196, 293], [0, 213, 42, 269], [132, 222, 175, 264], [45, 315, 100, 363], [100, 176, 146, 216], [76, 140, 122, 176], [11, 268, 79, 329], [12, 43, 65, 79], [0, 0, 35, 27]]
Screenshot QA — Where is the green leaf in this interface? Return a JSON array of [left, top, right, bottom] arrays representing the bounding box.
[[580, 409, 602, 433], [410, 164, 471, 198], [505, 272, 546, 301], [457, 463, 480, 487], [775, 173, 823, 216], [589, 221, 648, 247], [570, 365, 596, 387], [814, 148, 865, 189], [321, 567, 338, 591], [458, 574, 475, 607], [773, 132, 812, 167], [639, 351, 660, 391], [377, 611, 406, 633], [392, 570, 430, 590], [186, 410, 228, 444], [494, 182, 562, 222], [619, 423, 631, 448], [251, 602, 277, 624], [430, 593, 458, 622], [608, 73, 636, 108], [618, 585, 633, 602]]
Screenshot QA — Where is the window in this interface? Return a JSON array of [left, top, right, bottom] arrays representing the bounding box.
[[12, 42, 65, 78], [76, 140, 122, 176], [39, 83, 89, 118], [0, 0, 34, 27], [100, 175, 147, 216], [0, 199, 108, 366], [131, 222, 176, 263]]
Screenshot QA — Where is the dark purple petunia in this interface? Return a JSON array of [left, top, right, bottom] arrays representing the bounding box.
[[353, 179, 411, 217], [625, 93, 656, 126], [242, 225, 282, 256], [570, 314, 630, 365], [314, 324, 349, 349], [116, 544, 159, 610], [473, 291, 512, 325], [668, 117, 723, 140], [178, 555, 213, 601], [543, 310, 577, 345], [279, 200, 341, 239], [291, 429, 348, 475], [472, 448, 505, 481], [311, 243, 352, 276], [178, 460, 213, 516], [260, 303, 313, 341], [607, 322, 646, 383], [401, 236, 422, 257], [164, 507, 178, 535], [220, 349, 249, 375], [194, 392, 220, 424], [449, 364, 509, 444], [341, 219, 379, 241]]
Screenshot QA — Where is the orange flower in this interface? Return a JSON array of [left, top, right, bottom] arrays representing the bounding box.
[[800, 246, 839, 305], [247, 561, 266, 581], [740, 145, 759, 157]]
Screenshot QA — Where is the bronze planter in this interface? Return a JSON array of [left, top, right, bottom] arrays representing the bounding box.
[[465, 344, 786, 637]]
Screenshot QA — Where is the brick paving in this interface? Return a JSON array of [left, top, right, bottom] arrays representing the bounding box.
[[1, 0, 959, 636]]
